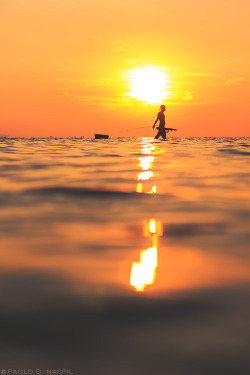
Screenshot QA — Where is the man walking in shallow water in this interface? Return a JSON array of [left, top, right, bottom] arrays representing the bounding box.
[[153, 105, 168, 139]]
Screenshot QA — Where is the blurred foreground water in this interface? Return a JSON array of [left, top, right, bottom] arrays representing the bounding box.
[[0, 137, 250, 374]]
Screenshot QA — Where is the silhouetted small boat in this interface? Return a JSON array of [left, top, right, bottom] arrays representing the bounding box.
[[94, 134, 109, 139]]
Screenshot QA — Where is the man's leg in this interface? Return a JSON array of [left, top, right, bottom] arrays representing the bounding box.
[[155, 131, 160, 139]]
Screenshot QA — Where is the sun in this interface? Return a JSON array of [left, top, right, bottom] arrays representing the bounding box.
[[128, 66, 170, 104]]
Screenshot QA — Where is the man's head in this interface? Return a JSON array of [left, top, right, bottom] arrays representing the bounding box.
[[160, 105, 166, 111]]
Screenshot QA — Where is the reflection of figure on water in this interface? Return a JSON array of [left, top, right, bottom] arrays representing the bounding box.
[[152, 105, 177, 139]]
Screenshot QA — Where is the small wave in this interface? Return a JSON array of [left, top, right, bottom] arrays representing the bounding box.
[[164, 222, 228, 237], [23, 186, 151, 198], [218, 148, 250, 156]]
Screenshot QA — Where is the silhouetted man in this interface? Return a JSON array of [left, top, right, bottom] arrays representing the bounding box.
[[152, 105, 168, 139]]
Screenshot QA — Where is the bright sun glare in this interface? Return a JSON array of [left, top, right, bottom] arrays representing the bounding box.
[[128, 66, 170, 104]]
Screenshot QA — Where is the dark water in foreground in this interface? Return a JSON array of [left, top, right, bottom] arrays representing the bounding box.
[[0, 137, 250, 374]]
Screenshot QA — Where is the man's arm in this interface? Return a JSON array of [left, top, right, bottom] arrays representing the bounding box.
[[152, 115, 159, 129]]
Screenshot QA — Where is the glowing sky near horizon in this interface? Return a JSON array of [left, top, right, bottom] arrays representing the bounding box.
[[0, 0, 249, 137]]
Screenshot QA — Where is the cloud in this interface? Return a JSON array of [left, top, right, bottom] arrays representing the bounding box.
[[58, 74, 130, 106], [224, 77, 244, 86], [72, 94, 129, 106], [183, 91, 193, 101], [181, 72, 219, 77]]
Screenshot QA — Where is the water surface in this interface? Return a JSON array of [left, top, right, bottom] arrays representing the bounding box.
[[0, 137, 249, 374]]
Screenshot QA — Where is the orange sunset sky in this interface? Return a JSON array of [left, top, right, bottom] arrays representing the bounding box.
[[1, 0, 249, 137]]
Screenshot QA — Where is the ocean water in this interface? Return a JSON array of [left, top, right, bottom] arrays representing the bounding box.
[[0, 136, 250, 374]]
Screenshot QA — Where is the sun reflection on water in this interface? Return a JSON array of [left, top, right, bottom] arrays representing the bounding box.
[[150, 185, 157, 194], [130, 219, 162, 291], [131, 139, 162, 292], [137, 171, 154, 181], [139, 156, 154, 170], [130, 246, 158, 292]]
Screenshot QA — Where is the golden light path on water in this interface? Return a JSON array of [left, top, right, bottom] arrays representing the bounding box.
[[130, 139, 162, 292]]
